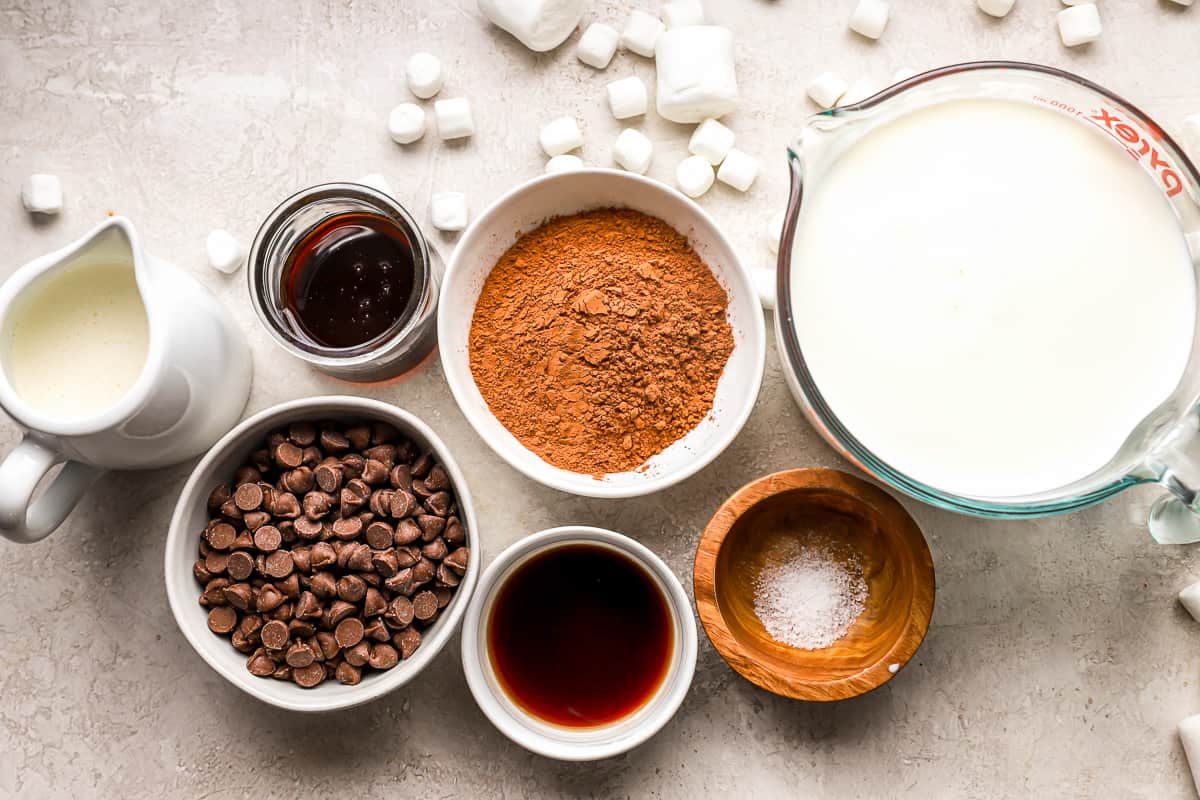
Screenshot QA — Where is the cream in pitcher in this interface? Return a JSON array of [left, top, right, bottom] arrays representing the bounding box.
[[0, 217, 251, 543]]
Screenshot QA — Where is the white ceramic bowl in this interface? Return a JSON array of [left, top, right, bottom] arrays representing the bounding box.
[[438, 168, 766, 498], [461, 525, 697, 761], [164, 396, 480, 713]]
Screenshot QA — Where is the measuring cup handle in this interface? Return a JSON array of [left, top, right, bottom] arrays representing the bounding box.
[[0, 434, 103, 544]]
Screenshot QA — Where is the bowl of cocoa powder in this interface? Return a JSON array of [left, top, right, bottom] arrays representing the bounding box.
[[438, 169, 766, 498], [164, 396, 479, 712]]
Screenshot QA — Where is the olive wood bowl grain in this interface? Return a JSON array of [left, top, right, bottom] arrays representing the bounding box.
[[694, 469, 934, 701]]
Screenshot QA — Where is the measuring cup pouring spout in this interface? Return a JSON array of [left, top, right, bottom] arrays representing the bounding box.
[[772, 61, 1200, 543], [0, 216, 252, 543]]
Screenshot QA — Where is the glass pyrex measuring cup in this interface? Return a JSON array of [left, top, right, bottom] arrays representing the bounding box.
[[775, 61, 1200, 543]]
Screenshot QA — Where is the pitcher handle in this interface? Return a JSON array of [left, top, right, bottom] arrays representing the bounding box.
[[0, 434, 103, 544]]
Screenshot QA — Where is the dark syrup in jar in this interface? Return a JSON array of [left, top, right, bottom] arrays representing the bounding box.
[[487, 543, 674, 727], [282, 212, 416, 348]]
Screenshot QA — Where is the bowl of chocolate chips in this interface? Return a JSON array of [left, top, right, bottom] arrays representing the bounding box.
[[164, 396, 477, 712]]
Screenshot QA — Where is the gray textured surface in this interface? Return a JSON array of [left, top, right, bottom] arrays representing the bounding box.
[[2, 0, 1200, 797]]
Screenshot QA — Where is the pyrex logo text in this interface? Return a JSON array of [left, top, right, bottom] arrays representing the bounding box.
[[1090, 107, 1184, 198]]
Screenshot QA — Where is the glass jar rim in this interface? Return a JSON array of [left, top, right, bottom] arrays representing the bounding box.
[[247, 182, 432, 369]]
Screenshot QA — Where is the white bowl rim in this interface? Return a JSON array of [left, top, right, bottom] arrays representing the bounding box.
[[164, 395, 481, 713], [437, 167, 767, 499], [460, 524, 698, 761]]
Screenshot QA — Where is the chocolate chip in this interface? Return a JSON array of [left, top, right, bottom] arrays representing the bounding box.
[[435, 563, 460, 588], [242, 511, 271, 532], [263, 550, 293, 579], [335, 662, 362, 685], [285, 642, 316, 668], [272, 665, 292, 681], [268, 601, 293, 621], [368, 642, 399, 670], [337, 574, 366, 603], [277, 573, 300, 599], [205, 522, 236, 551], [315, 632, 339, 660], [424, 492, 452, 517], [207, 606, 237, 634], [327, 600, 357, 627], [320, 429, 350, 453], [371, 422, 398, 445], [289, 619, 316, 639], [371, 548, 400, 577], [271, 492, 301, 519], [423, 465, 450, 492], [248, 650, 276, 676], [292, 661, 325, 688], [412, 558, 436, 587], [310, 542, 337, 570], [369, 489, 394, 516], [254, 525, 282, 553], [410, 452, 433, 478], [389, 490, 417, 519], [301, 446, 322, 467], [363, 617, 390, 642], [393, 627, 421, 660], [434, 587, 453, 609], [334, 617, 365, 648], [294, 517, 323, 541], [204, 551, 231, 576], [389, 464, 413, 492], [284, 421, 315, 447], [394, 518, 422, 545], [234, 466, 262, 486], [345, 425, 371, 450], [260, 619, 289, 650], [444, 518, 465, 544], [304, 490, 334, 519], [344, 640, 371, 667], [361, 458, 388, 487], [233, 483, 264, 511], [363, 521, 394, 550], [256, 585, 285, 612], [421, 537, 448, 561], [218, 498, 243, 522], [444, 547, 469, 575], [385, 595, 414, 628], [207, 484, 232, 512], [340, 479, 370, 514], [346, 543, 375, 573], [274, 441, 304, 470], [201, 577, 231, 606], [417, 515, 445, 541], [282, 466, 315, 494], [309, 571, 336, 600], [412, 590, 438, 622], [193, 560, 214, 584], [331, 515, 363, 541], [227, 551, 255, 581]]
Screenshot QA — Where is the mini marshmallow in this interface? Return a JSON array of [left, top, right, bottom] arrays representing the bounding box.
[[891, 66, 919, 84], [606, 75, 648, 119], [405, 52, 444, 99], [1181, 114, 1200, 163], [1180, 580, 1200, 622], [655, 26, 739, 123], [750, 267, 776, 311], [662, 0, 705, 28], [577, 23, 620, 68], [849, 0, 889, 39], [807, 71, 848, 109], [716, 148, 758, 192], [766, 209, 785, 254], [434, 97, 475, 140], [20, 174, 62, 214], [477, 0, 584, 51], [388, 103, 426, 144], [205, 229, 243, 274], [1058, 4, 1101, 46], [621, 10, 665, 57], [356, 173, 396, 197], [977, 0, 1015, 16], [1180, 715, 1200, 797], [676, 155, 715, 198], [545, 154, 584, 173], [613, 128, 653, 174], [688, 118, 735, 165], [839, 78, 882, 106], [431, 191, 469, 232], [539, 116, 583, 156]]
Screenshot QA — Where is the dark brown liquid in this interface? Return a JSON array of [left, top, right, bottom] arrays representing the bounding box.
[[283, 212, 416, 348], [487, 543, 673, 727]]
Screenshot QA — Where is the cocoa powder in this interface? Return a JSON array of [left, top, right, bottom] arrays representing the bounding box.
[[468, 208, 734, 475]]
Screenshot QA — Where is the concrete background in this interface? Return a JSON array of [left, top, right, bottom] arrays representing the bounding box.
[[2, 0, 1200, 797]]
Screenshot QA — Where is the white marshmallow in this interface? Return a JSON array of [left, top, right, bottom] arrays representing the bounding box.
[[751, 267, 776, 311], [606, 76, 648, 119], [1181, 113, 1200, 163], [662, 0, 705, 28], [405, 52, 444, 99], [1058, 4, 1101, 46], [838, 78, 882, 107], [621, 10, 665, 57], [891, 66, 919, 84], [539, 116, 583, 156], [977, 0, 1015, 16], [434, 97, 475, 140], [545, 154, 584, 173], [1180, 715, 1200, 798], [688, 118, 735, 165], [716, 148, 758, 192], [477, 0, 584, 52], [388, 103, 426, 144], [577, 23, 620, 68], [20, 174, 62, 214], [849, 0, 889, 39], [356, 173, 396, 197], [655, 26, 739, 123], [766, 209, 785, 254], [205, 230, 243, 274], [613, 128, 653, 174], [1180, 581, 1200, 622], [807, 71, 848, 109], [431, 191, 469, 232], [676, 155, 715, 198]]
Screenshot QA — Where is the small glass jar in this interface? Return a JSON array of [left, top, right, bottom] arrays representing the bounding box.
[[248, 182, 440, 382]]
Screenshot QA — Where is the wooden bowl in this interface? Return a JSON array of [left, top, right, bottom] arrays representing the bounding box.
[[694, 469, 934, 701]]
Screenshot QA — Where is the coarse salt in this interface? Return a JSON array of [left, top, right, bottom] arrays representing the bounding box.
[[753, 540, 867, 650]]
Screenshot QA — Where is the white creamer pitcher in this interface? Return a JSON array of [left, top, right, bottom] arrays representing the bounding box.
[[0, 217, 252, 543]]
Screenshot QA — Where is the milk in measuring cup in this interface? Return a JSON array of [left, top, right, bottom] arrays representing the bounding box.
[[791, 98, 1196, 498]]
